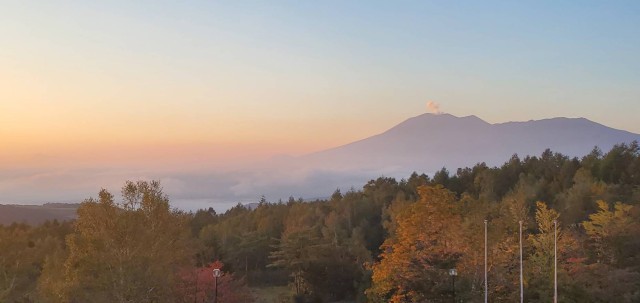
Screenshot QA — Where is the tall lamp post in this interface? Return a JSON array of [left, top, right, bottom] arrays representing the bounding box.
[[213, 268, 221, 303], [484, 219, 488, 303], [554, 220, 557, 303], [449, 268, 457, 303], [519, 220, 524, 303]]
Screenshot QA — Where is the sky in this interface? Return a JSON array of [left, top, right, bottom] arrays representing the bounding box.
[[1, 1, 640, 206]]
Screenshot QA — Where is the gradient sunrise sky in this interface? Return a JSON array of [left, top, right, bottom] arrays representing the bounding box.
[[2, 1, 640, 172]]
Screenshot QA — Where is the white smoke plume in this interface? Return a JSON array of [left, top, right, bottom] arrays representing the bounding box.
[[426, 101, 442, 114]]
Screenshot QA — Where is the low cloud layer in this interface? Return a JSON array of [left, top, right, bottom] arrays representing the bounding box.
[[0, 165, 387, 212]]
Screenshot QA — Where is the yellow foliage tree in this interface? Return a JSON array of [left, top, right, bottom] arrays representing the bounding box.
[[582, 200, 634, 265], [39, 181, 195, 303], [526, 201, 578, 302]]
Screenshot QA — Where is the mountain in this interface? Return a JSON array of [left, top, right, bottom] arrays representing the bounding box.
[[299, 113, 640, 177], [230, 113, 640, 202]]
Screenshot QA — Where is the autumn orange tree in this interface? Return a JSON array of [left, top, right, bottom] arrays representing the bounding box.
[[368, 185, 469, 302]]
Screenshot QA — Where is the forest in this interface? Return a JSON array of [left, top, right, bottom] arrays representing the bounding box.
[[1, 142, 639, 302]]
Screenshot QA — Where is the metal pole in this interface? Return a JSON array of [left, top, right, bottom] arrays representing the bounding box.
[[519, 220, 523, 303], [214, 276, 218, 303], [452, 274, 456, 303], [554, 220, 557, 303], [484, 219, 488, 303], [194, 270, 198, 303]]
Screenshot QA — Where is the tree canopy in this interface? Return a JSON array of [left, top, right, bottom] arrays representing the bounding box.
[[2, 143, 640, 302]]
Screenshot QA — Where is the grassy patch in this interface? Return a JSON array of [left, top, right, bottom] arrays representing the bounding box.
[[250, 286, 292, 303]]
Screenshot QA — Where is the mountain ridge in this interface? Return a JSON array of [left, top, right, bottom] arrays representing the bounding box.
[[306, 113, 631, 157], [299, 113, 640, 177]]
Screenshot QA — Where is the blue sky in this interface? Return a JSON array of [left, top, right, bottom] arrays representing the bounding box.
[[1, 1, 639, 166]]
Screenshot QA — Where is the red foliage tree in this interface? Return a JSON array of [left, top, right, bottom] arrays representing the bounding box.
[[176, 261, 253, 303]]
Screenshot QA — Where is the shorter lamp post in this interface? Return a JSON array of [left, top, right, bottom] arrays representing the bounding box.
[[449, 268, 457, 303], [213, 268, 221, 303]]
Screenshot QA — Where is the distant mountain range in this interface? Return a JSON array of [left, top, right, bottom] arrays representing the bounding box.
[[298, 113, 640, 176]]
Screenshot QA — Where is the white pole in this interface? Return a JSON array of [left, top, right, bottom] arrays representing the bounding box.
[[484, 219, 488, 303], [554, 220, 557, 303], [519, 220, 523, 303]]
